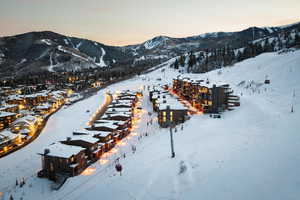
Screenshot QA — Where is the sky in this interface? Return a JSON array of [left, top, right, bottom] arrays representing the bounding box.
[[0, 0, 299, 46]]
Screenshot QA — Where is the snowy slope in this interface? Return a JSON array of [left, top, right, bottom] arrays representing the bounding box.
[[97, 48, 107, 67], [1, 50, 300, 200], [143, 36, 170, 49]]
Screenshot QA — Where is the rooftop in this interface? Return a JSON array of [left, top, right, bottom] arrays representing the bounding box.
[[0, 111, 17, 118], [40, 142, 85, 158]]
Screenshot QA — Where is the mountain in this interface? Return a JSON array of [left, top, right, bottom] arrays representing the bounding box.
[[0, 31, 132, 77], [127, 22, 300, 59], [0, 21, 299, 77]]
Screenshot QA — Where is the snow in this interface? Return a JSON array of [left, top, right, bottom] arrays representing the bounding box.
[[48, 52, 54, 72], [70, 135, 99, 144], [39, 142, 85, 158], [278, 21, 300, 29], [0, 111, 16, 118], [1, 50, 300, 200], [0, 130, 19, 145], [40, 39, 52, 46], [265, 27, 274, 33], [64, 39, 69, 45], [57, 45, 89, 62], [75, 42, 82, 49], [144, 36, 169, 50], [96, 47, 107, 67], [16, 58, 27, 66]]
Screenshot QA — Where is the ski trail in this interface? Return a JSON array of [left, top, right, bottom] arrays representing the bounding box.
[[48, 52, 54, 72], [98, 47, 107, 67]]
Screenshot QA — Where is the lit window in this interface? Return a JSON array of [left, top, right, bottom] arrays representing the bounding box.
[[163, 116, 166, 122]]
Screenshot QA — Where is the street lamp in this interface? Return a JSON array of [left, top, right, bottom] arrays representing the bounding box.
[[166, 106, 175, 158], [169, 124, 175, 158]]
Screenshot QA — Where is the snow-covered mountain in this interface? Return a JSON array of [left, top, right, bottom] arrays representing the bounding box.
[[0, 49, 299, 200], [0, 31, 131, 77], [0, 21, 299, 77], [125, 21, 300, 63]]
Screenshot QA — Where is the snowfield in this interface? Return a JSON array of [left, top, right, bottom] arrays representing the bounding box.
[[1, 50, 300, 200]]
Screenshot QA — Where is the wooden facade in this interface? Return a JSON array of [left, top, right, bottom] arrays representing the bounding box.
[[158, 105, 188, 128], [0, 112, 17, 131], [38, 143, 87, 181], [172, 77, 240, 113], [61, 136, 102, 162]]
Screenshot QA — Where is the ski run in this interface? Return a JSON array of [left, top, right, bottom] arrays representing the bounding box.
[[1, 50, 300, 200]]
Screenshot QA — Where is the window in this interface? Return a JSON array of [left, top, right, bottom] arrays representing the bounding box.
[[163, 116, 166, 122], [170, 111, 173, 122], [50, 162, 54, 172]]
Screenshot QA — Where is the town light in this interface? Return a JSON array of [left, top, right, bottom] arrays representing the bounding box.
[[99, 159, 108, 165], [116, 141, 126, 146], [18, 104, 25, 110], [81, 167, 96, 175]]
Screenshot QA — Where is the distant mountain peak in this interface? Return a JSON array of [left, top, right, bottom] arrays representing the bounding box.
[[143, 35, 170, 49]]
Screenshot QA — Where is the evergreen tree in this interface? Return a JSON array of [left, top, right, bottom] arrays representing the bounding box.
[[188, 52, 196, 73], [178, 55, 186, 67], [174, 59, 179, 69], [295, 33, 300, 46]]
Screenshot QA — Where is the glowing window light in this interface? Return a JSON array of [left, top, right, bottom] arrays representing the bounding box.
[[82, 167, 96, 176]]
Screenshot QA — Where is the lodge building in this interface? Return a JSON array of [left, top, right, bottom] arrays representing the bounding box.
[[149, 87, 189, 128], [38, 90, 141, 182], [0, 111, 17, 131], [38, 142, 87, 181], [172, 76, 240, 113]]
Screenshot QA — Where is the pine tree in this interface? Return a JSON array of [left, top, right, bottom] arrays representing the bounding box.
[[295, 33, 300, 46], [236, 50, 242, 62], [178, 55, 185, 67], [174, 59, 179, 69], [188, 52, 196, 73]]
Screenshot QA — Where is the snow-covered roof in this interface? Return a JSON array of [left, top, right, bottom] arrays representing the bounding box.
[[102, 113, 131, 118], [0, 111, 16, 118], [108, 102, 132, 107], [95, 119, 127, 126], [7, 95, 24, 101], [0, 104, 18, 111], [68, 135, 99, 144], [199, 81, 229, 88], [40, 142, 85, 158], [158, 102, 187, 111], [106, 107, 132, 113], [35, 103, 52, 110], [12, 115, 38, 126], [97, 132, 112, 137], [0, 130, 19, 144], [19, 129, 30, 135], [92, 122, 119, 130]]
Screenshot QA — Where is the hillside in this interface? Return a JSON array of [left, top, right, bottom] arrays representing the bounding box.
[[0, 31, 132, 77], [1, 49, 299, 200], [0, 21, 299, 78]]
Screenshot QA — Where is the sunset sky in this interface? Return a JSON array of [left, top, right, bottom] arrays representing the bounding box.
[[0, 0, 299, 46]]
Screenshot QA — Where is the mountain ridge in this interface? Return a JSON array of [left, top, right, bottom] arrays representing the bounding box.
[[0, 21, 299, 77]]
